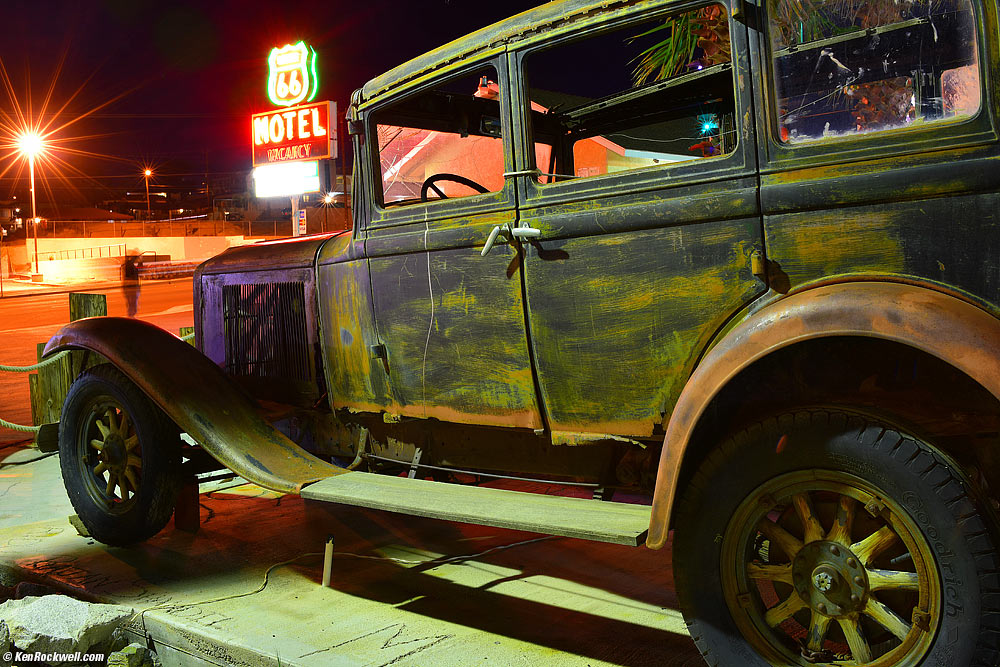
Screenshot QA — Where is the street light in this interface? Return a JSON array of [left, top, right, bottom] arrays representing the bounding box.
[[16, 132, 45, 275], [322, 192, 334, 233], [143, 168, 153, 235]]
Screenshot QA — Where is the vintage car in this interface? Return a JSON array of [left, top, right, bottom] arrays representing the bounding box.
[[45, 0, 1000, 664]]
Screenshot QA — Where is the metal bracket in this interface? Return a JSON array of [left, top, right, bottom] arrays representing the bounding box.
[[751, 249, 766, 279], [369, 343, 387, 360], [864, 497, 887, 517], [912, 608, 931, 632], [592, 487, 616, 502], [502, 169, 540, 179], [408, 447, 424, 479], [347, 119, 365, 136]]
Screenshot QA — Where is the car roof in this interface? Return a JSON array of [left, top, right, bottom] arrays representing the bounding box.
[[358, 0, 653, 104]]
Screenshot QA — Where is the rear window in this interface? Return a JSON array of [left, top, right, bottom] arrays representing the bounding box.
[[769, 0, 981, 144]]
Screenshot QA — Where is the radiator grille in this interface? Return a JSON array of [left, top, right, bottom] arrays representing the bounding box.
[[222, 282, 310, 381]]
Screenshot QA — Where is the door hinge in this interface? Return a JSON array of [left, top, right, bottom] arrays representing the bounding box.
[[751, 250, 767, 279]]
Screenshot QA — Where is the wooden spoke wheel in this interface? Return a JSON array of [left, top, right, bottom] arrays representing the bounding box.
[[673, 410, 1000, 667], [59, 364, 181, 545], [723, 472, 938, 665], [81, 399, 144, 511]]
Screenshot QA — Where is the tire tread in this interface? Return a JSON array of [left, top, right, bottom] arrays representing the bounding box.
[[675, 408, 1000, 667]]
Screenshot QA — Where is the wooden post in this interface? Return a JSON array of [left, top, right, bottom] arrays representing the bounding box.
[[69, 293, 107, 322], [28, 294, 110, 445], [174, 479, 201, 533]]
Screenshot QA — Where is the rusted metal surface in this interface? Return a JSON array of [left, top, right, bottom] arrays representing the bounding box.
[[316, 234, 390, 415], [43, 317, 344, 494], [195, 232, 343, 276], [358, 0, 645, 103], [646, 282, 1000, 549]]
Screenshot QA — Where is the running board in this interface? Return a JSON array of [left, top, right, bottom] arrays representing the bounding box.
[[301, 472, 651, 546]]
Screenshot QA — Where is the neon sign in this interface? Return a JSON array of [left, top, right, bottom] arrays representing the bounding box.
[[251, 101, 336, 167], [267, 41, 319, 107], [253, 160, 323, 198]]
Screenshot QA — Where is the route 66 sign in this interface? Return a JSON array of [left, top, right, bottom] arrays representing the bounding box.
[[267, 42, 319, 107]]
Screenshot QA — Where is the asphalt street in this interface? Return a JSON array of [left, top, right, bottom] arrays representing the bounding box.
[[0, 279, 194, 445]]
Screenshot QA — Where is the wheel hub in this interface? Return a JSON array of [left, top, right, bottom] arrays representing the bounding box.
[[793, 540, 868, 616], [102, 434, 126, 470]]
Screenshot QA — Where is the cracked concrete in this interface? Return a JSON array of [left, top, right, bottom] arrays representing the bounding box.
[[0, 595, 133, 659], [0, 448, 702, 667]]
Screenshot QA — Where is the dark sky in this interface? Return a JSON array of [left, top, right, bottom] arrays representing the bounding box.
[[0, 0, 548, 205]]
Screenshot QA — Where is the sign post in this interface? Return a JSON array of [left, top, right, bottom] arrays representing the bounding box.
[[250, 41, 335, 230], [297, 208, 307, 236]]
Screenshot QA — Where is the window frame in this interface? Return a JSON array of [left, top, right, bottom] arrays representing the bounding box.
[[362, 56, 516, 231], [510, 0, 753, 206], [756, 0, 996, 172]]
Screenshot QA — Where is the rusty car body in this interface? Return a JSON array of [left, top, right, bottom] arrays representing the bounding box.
[[47, 0, 1000, 664]]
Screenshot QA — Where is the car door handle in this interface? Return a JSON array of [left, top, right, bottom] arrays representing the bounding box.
[[511, 226, 541, 240], [481, 224, 508, 257]]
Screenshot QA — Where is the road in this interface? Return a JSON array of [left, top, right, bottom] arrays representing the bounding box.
[[0, 279, 194, 445]]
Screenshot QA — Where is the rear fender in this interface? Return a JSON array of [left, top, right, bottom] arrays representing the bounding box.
[[44, 317, 344, 494], [647, 282, 1000, 549]]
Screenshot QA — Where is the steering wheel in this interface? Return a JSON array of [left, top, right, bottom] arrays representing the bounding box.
[[420, 173, 490, 202]]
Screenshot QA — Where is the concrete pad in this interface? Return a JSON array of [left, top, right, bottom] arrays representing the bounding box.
[[0, 464, 703, 666], [0, 450, 73, 530]]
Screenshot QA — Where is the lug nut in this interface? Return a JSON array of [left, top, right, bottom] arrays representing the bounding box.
[[847, 557, 858, 568], [830, 545, 840, 556], [854, 575, 864, 586]]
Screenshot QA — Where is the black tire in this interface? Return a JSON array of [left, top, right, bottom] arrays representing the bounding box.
[[59, 364, 181, 546], [674, 409, 1000, 667]]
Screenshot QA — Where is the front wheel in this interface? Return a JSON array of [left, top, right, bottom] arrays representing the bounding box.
[[59, 364, 181, 546], [674, 410, 1000, 666]]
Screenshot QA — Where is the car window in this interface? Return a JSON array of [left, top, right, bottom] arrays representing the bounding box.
[[374, 67, 506, 207], [769, 0, 981, 144], [524, 5, 737, 184]]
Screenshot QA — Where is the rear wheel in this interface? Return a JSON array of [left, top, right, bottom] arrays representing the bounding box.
[[674, 410, 1000, 666], [59, 364, 181, 545]]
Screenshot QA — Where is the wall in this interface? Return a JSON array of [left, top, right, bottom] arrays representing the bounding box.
[[36, 257, 124, 283], [31, 235, 252, 262]]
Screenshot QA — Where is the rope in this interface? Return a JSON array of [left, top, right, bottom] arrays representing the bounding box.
[[0, 350, 72, 432], [0, 331, 191, 432], [0, 350, 70, 373], [0, 417, 40, 433]]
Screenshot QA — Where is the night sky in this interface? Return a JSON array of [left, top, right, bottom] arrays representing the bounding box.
[[0, 0, 548, 205]]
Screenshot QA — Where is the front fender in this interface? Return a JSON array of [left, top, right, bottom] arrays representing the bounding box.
[[647, 282, 1000, 549], [44, 317, 343, 494]]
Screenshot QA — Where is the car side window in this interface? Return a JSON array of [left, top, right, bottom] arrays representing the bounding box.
[[374, 68, 506, 207], [769, 0, 981, 143], [524, 5, 737, 184]]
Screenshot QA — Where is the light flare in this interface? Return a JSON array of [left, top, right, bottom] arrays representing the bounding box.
[[0, 52, 149, 205]]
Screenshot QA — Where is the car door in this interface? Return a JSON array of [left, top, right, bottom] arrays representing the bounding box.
[[508, 2, 765, 439], [749, 0, 997, 304], [362, 58, 544, 430]]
